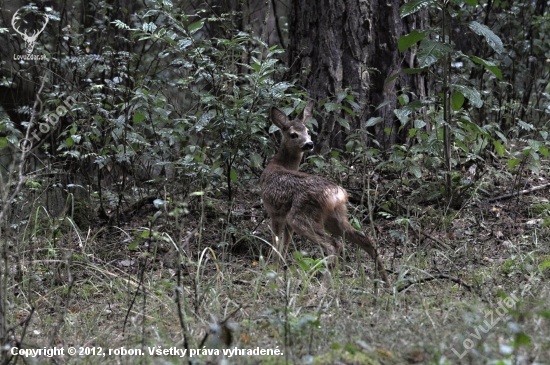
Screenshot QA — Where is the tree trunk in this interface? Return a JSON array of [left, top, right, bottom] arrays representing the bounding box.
[[288, 0, 427, 151]]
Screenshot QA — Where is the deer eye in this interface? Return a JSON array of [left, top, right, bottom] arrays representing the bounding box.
[[290, 132, 298, 139]]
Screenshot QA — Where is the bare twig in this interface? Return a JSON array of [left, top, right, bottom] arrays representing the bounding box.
[[487, 183, 550, 202], [397, 273, 472, 292]]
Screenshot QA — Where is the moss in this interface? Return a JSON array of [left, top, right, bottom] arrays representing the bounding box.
[[531, 203, 550, 216]]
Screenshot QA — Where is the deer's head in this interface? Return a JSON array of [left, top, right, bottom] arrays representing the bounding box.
[[271, 103, 314, 155]]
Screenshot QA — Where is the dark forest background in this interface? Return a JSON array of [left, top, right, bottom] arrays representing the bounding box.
[[0, 0, 549, 364]]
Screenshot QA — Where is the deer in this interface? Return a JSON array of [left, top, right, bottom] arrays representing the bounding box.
[[260, 103, 390, 286]]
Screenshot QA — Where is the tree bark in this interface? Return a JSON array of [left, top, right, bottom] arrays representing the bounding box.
[[288, 0, 427, 151]]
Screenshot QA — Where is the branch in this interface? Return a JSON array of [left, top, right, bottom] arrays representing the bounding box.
[[397, 273, 472, 292], [487, 183, 550, 202]]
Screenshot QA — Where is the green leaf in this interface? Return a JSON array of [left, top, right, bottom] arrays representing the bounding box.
[[495, 130, 507, 144], [251, 62, 261, 72], [451, 92, 465, 111], [188, 20, 204, 34], [469, 21, 504, 54], [230, 168, 238, 182], [518, 120, 534, 130], [539, 145, 549, 158], [398, 30, 426, 52], [418, 40, 452, 67], [337, 90, 348, 102], [365, 117, 383, 127], [539, 259, 550, 271], [258, 73, 273, 83], [465, 0, 477, 5], [112, 19, 130, 30], [0, 137, 7, 149], [529, 162, 540, 175], [456, 139, 469, 153], [66, 137, 74, 147], [337, 118, 350, 130], [508, 158, 521, 169], [350, 216, 362, 230], [385, 73, 400, 84], [471, 56, 502, 79], [394, 109, 411, 125], [311, 157, 324, 169], [513, 333, 531, 346], [493, 140, 505, 156], [341, 105, 355, 117], [409, 165, 422, 178], [324, 102, 338, 112], [345, 98, 360, 110], [385, 68, 428, 84], [375, 101, 391, 110], [142, 22, 157, 33], [133, 111, 146, 123], [250, 152, 263, 168], [414, 119, 426, 128], [450, 84, 483, 108], [529, 139, 542, 151], [399, 0, 436, 18], [402, 100, 426, 113]]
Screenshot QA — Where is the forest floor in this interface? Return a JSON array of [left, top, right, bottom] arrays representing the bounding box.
[[4, 160, 550, 365]]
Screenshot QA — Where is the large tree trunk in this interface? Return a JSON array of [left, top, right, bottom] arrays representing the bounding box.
[[289, 0, 427, 151]]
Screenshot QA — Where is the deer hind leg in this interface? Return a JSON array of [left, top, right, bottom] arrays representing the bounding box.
[[287, 211, 342, 266], [269, 216, 288, 262], [281, 225, 294, 251], [325, 206, 390, 286]]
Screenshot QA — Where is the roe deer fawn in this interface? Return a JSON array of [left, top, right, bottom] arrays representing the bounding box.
[[260, 103, 390, 285]]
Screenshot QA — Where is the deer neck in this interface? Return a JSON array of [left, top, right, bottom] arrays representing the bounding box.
[[272, 144, 303, 171]]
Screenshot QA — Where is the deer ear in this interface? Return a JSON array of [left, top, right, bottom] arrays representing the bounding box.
[[271, 107, 289, 129], [299, 102, 314, 125]]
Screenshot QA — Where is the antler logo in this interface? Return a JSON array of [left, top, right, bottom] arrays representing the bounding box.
[[11, 8, 49, 54]]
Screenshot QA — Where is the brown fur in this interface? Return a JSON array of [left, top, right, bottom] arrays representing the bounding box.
[[260, 104, 390, 286]]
